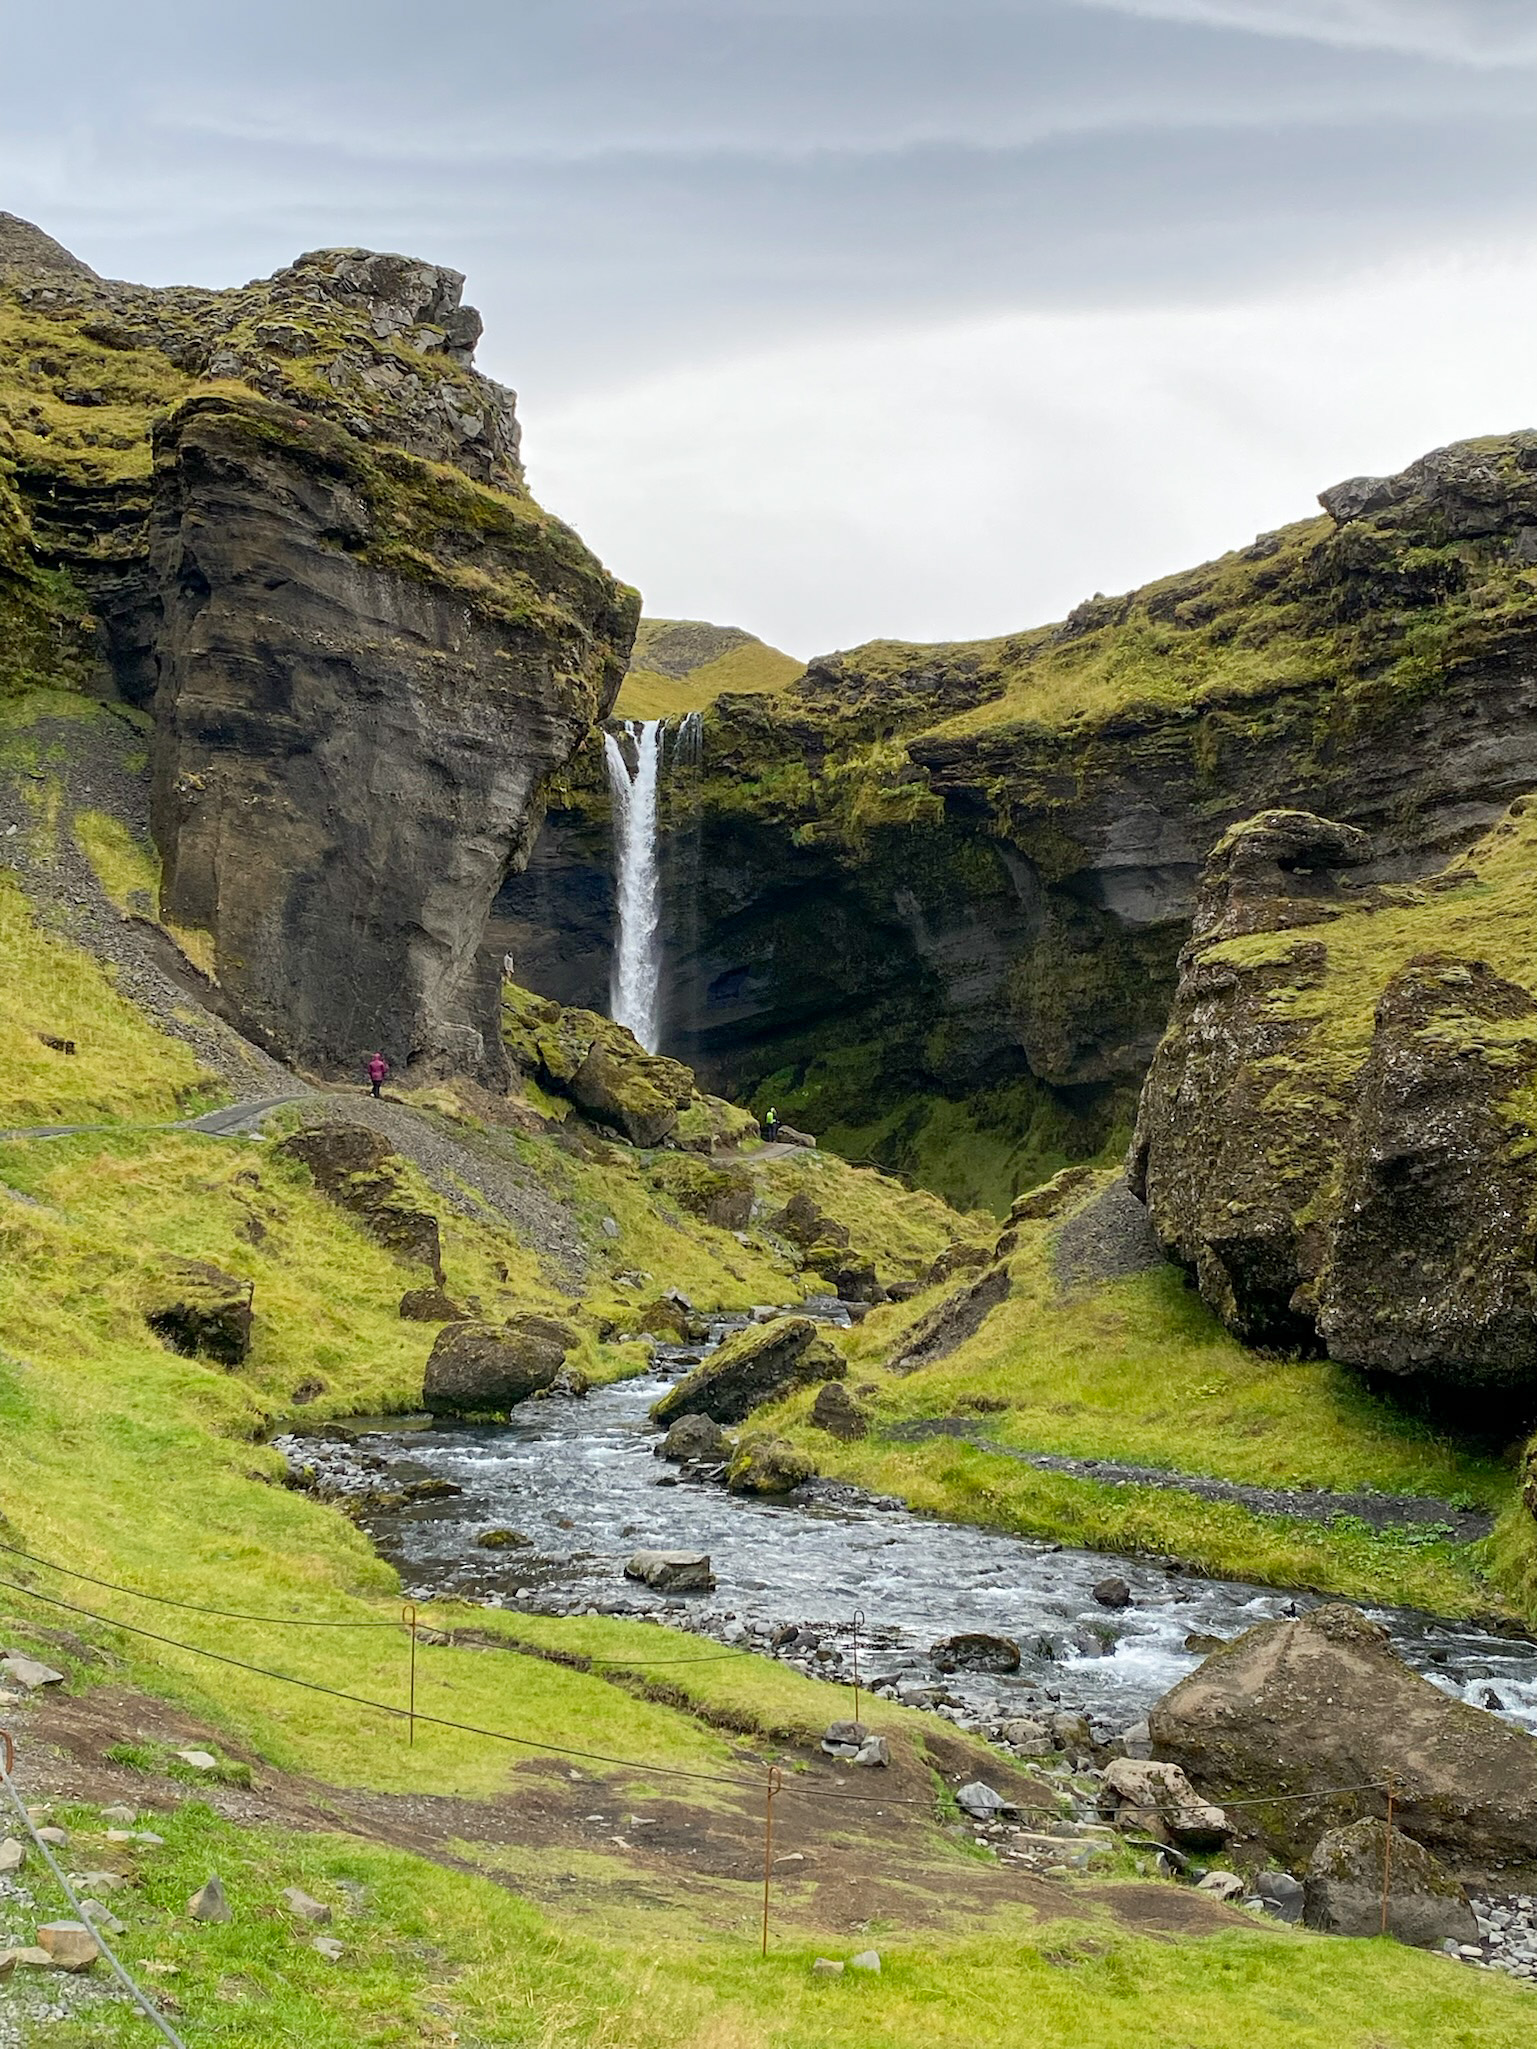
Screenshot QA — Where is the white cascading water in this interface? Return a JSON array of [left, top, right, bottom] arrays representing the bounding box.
[[603, 718, 664, 1051]]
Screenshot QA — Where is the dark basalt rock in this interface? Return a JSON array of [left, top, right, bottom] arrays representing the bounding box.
[[809, 1380, 869, 1441], [423, 1322, 567, 1415], [1303, 1819, 1477, 1948], [145, 1258, 253, 1367], [930, 1632, 1021, 1674], [651, 1316, 844, 1427]]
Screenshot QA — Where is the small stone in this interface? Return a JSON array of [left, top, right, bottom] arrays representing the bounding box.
[[1092, 1578, 1132, 1610], [623, 1550, 714, 1592], [0, 1654, 65, 1690], [1197, 1871, 1246, 1902], [850, 1949, 881, 1972], [0, 1946, 57, 1969], [35, 1827, 69, 1847], [0, 1838, 25, 1874], [78, 1900, 126, 1937], [72, 1872, 126, 1893], [811, 1957, 845, 1976], [281, 1886, 332, 1925], [853, 1736, 890, 1768], [176, 1749, 220, 1772], [312, 1936, 346, 1961], [37, 1921, 100, 1971], [187, 1875, 232, 1923], [475, 1527, 529, 1550], [135, 1832, 166, 1847], [1255, 1869, 1305, 1923], [955, 1781, 1013, 1820], [99, 1805, 137, 1826], [601, 1216, 621, 1239]]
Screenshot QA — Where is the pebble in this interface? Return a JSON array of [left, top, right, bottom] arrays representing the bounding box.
[[312, 1936, 346, 1961], [811, 1958, 844, 1976], [187, 1875, 232, 1923]]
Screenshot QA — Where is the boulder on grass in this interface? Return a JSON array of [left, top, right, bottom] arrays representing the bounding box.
[[36, 1922, 99, 1971], [145, 1258, 253, 1367], [1304, 1818, 1478, 1948], [809, 1381, 869, 1441], [423, 1323, 565, 1415], [1148, 1601, 1537, 1883], [651, 1316, 844, 1427], [725, 1434, 815, 1495], [399, 1286, 466, 1322]]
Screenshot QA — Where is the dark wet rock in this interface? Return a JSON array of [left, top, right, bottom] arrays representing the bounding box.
[[624, 1550, 715, 1592], [809, 1380, 870, 1441], [1093, 1577, 1133, 1610], [889, 1263, 1011, 1374], [931, 1632, 1021, 1674], [544, 1363, 591, 1399], [503, 1311, 582, 1353], [1183, 1631, 1228, 1656], [1254, 1868, 1305, 1923], [1304, 1819, 1477, 1947], [475, 1528, 530, 1549], [923, 1241, 990, 1288], [277, 1126, 443, 1277], [423, 1322, 565, 1415], [635, 1295, 692, 1342], [659, 1412, 729, 1463], [399, 1286, 466, 1322], [769, 1191, 848, 1251], [651, 1316, 844, 1427], [145, 1257, 253, 1366], [1149, 1602, 1537, 1882], [725, 1434, 816, 1496], [802, 1244, 883, 1304]]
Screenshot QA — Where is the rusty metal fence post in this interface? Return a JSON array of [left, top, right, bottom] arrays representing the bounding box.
[[761, 1765, 783, 1957], [403, 1602, 418, 1746]]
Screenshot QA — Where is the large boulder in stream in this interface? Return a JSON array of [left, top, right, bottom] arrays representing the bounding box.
[[650, 1316, 843, 1427], [423, 1320, 569, 1415], [1149, 1602, 1537, 1884]]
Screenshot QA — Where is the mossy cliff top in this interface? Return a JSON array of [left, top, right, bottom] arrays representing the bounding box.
[[695, 430, 1537, 842], [0, 212, 638, 707], [615, 615, 802, 719]]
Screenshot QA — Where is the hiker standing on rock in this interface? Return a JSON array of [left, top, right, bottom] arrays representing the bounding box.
[[762, 1107, 779, 1143], [366, 1052, 390, 1099]]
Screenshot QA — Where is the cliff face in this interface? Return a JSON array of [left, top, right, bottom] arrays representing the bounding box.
[[498, 433, 1537, 1207], [1129, 802, 1537, 1399], [0, 216, 637, 1081]]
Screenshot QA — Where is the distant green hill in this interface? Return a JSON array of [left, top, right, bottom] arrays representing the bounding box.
[[614, 616, 802, 718]]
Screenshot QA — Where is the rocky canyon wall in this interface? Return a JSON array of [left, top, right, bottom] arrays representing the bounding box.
[[0, 216, 637, 1081]]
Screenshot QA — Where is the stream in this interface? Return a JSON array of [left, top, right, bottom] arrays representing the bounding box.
[[281, 1308, 1537, 1741]]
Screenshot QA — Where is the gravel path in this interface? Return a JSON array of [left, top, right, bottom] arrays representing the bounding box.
[[886, 1419, 1495, 1540]]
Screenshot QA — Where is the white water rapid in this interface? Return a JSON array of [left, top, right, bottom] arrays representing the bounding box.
[[603, 718, 664, 1051]]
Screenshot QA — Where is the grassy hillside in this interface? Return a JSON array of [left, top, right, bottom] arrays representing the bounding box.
[[615, 616, 803, 719]]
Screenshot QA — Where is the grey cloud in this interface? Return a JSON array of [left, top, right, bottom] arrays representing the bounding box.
[[1074, 0, 1537, 64]]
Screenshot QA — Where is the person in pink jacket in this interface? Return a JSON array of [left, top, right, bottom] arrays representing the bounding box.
[[366, 1052, 389, 1099]]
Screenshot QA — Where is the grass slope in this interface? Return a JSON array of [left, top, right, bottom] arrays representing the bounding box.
[[616, 617, 803, 719]]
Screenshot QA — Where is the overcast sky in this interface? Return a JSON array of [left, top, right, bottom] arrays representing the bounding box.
[[4, 0, 1534, 653]]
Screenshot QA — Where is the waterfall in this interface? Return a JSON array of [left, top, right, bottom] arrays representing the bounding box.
[[603, 718, 664, 1052]]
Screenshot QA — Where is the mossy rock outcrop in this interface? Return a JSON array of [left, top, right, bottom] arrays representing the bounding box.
[[725, 1433, 816, 1495], [276, 1126, 443, 1278], [650, 1316, 843, 1427], [144, 1257, 253, 1367], [1130, 801, 1537, 1394], [422, 1319, 571, 1415]]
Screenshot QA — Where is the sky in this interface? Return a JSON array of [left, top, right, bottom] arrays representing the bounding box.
[[3, 0, 1534, 654]]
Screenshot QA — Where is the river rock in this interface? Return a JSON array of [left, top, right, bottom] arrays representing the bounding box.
[[997, 1717, 1053, 1756], [1093, 1576, 1133, 1609], [144, 1257, 253, 1367], [1147, 1601, 1537, 1881], [651, 1316, 844, 1427], [624, 1550, 715, 1592], [659, 1413, 728, 1463], [725, 1434, 815, 1495], [809, 1381, 870, 1441], [423, 1321, 565, 1414], [1303, 1819, 1478, 1947], [1102, 1759, 1231, 1848], [36, 1922, 99, 1971], [931, 1632, 1021, 1675]]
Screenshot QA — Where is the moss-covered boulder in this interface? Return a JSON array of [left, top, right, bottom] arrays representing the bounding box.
[[1303, 1819, 1477, 1947], [145, 1258, 253, 1367], [725, 1433, 815, 1495], [646, 1153, 753, 1231], [1131, 802, 1537, 1391], [422, 1321, 567, 1415], [502, 988, 703, 1147], [650, 1316, 843, 1427]]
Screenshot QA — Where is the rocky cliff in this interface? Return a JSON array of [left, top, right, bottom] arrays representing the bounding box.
[[0, 213, 637, 1081], [1128, 800, 1537, 1398], [497, 433, 1537, 1208]]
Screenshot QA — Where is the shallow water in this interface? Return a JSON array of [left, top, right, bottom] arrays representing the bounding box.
[[290, 1345, 1537, 1737]]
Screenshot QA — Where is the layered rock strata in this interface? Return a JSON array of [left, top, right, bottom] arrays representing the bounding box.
[[0, 216, 637, 1082]]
